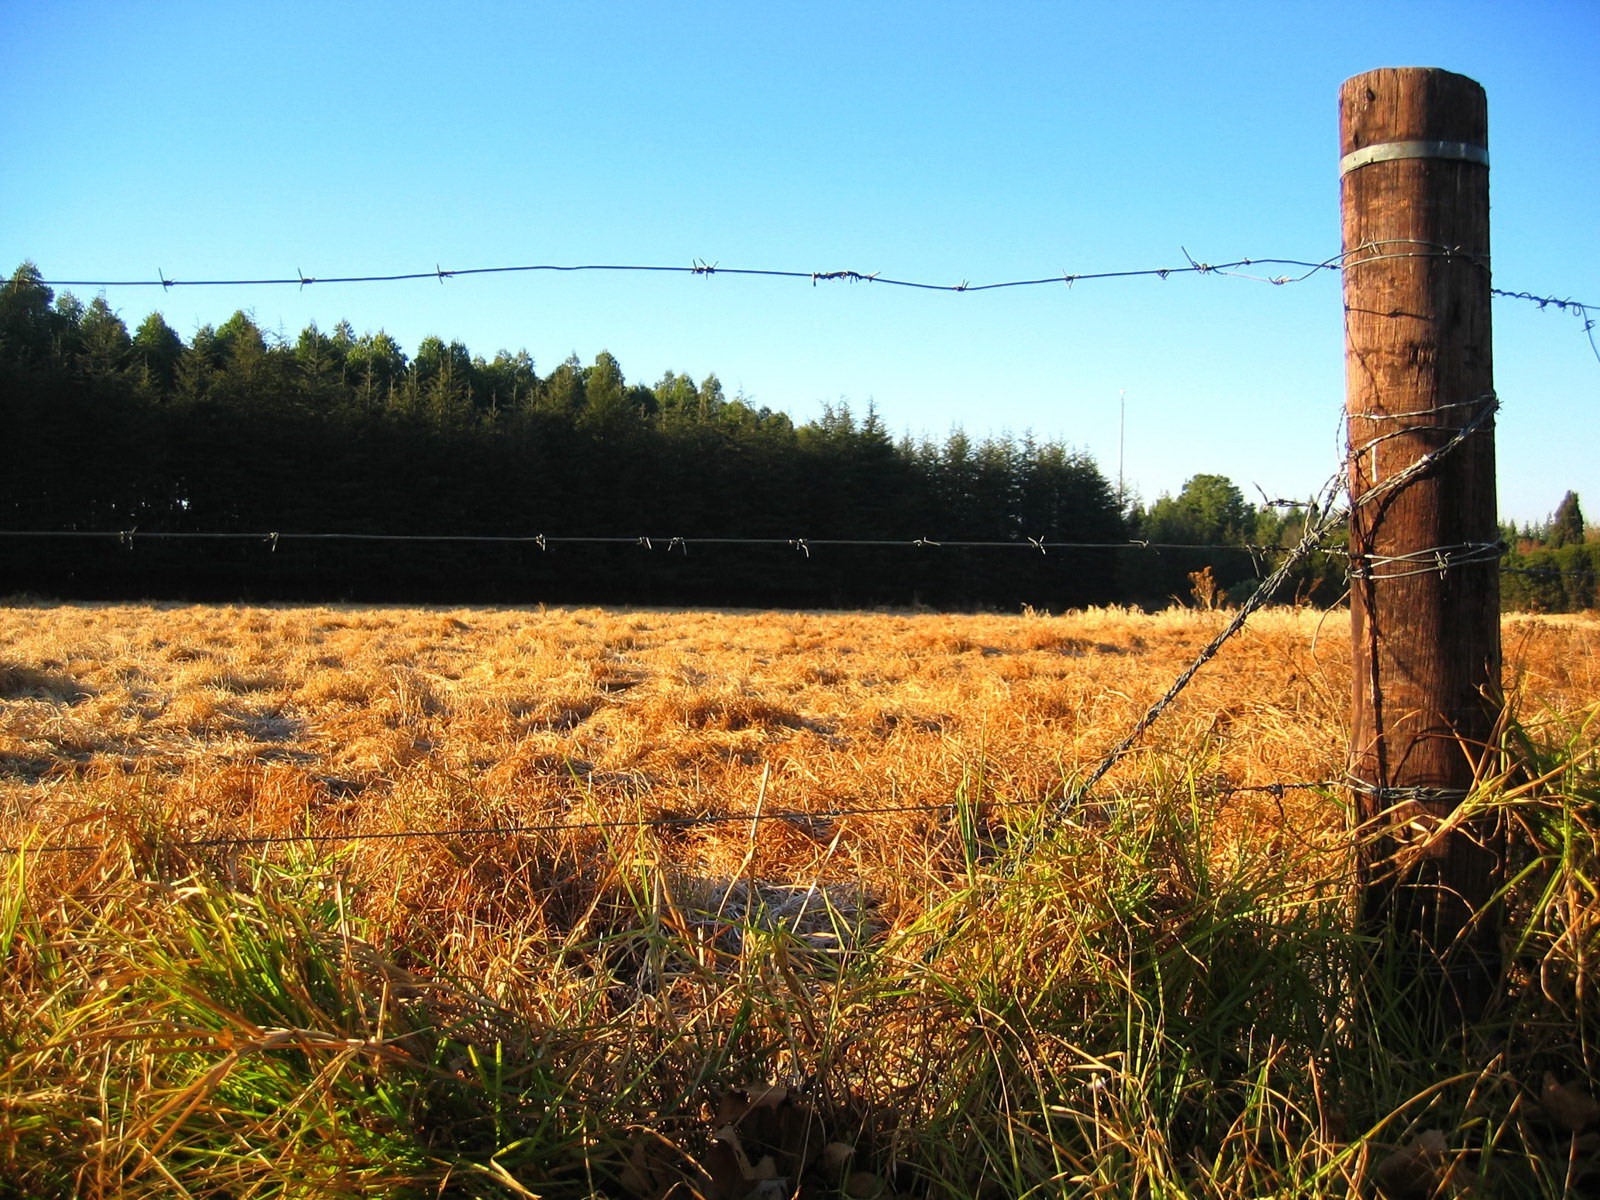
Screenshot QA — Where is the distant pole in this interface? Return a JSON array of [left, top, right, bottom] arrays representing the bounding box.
[[1117, 390, 1126, 507], [1340, 67, 1503, 1021]]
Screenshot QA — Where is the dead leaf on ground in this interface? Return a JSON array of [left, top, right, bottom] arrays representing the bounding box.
[[1373, 1128, 1448, 1199], [1543, 1071, 1600, 1133]]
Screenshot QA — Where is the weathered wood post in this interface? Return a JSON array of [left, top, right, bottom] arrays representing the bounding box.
[[1340, 67, 1503, 1021]]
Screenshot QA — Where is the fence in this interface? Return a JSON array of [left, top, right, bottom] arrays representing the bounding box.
[[3, 67, 1595, 1028], [28, 257, 1598, 351]]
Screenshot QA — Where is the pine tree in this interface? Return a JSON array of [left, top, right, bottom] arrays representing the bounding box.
[[1550, 491, 1585, 548]]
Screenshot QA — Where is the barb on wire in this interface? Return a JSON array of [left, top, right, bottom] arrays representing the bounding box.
[[1345, 779, 1472, 806], [1254, 482, 1330, 510], [1349, 540, 1506, 582], [811, 269, 879, 286], [1492, 288, 1600, 365], [1492, 287, 1595, 312]]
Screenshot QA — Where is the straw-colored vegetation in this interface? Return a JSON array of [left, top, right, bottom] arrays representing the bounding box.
[[2, 600, 1597, 1198]]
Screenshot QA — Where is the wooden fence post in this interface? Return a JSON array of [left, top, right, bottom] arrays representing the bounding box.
[[1340, 67, 1503, 1022]]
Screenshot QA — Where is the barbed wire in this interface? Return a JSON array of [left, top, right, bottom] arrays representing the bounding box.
[[951, 372, 1526, 912], [6, 525, 1593, 581], [1349, 541, 1506, 582], [1491, 288, 1600, 365], [0, 527, 1317, 557], [996, 472, 1353, 875], [28, 252, 1341, 294], [18, 244, 1593, 371], [2, 247, 1590, 870], [0, 779, 1343, 858], [22, 246, 1592, 313], [1347, 392, 1500, 510]]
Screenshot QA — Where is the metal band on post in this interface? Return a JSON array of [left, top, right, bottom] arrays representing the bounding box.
[[1339, 139, 1489, 176]]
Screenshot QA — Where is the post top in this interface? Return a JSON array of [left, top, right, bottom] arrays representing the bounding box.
[[1340, 68, 1487, 155]]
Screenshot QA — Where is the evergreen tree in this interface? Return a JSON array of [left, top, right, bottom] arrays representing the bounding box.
[[1550, 491, 1585, 548], [78, 296, 132, 378], [131, 313, 184, 394], [1142, 474, 1253, 545], [579, 350, 638, 433], [346, 330, 406, 408], [651, 370, 701, 427], [174, 324, 221, 403], [0, 261, 56, 364], [477, 349, 537, 412], [50, 292, 85, 366], [697, 374, 726, 420], [538, 353, 586, 418], [294, 321, 346, 404], [2, 260, 1138, 609]]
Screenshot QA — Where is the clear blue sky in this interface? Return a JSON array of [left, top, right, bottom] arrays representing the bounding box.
[[3, 0, 1595, 525]]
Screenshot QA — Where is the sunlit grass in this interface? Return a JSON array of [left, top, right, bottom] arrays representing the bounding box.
[[2, 601, 1597, 1196]]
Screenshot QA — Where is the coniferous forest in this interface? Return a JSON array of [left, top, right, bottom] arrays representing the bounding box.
[[2, 262, 1588, 610]]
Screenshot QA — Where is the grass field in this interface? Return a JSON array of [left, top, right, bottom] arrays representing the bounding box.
[[2, 600, 1597, 1198]]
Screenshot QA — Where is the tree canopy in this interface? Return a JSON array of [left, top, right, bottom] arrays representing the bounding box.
[[0, 263, 1142, 608], [10, 262, 1576, 611]]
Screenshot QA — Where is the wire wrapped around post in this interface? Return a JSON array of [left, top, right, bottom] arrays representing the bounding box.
[[1340, 66, 1505, 1025]]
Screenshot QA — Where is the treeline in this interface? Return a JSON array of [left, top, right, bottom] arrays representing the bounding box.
[[3, 263, 1148, 608], [3, 261, 1497, 611], [1501, 491, 1599, 612], [1125, 473, 1347, 608]]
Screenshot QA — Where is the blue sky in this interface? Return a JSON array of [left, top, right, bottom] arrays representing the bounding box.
[[3, 0, 1595, 524]]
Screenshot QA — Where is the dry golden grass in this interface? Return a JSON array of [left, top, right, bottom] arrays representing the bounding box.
[[4, 599, 1596, 951], [4, 599, 1598, 1197]]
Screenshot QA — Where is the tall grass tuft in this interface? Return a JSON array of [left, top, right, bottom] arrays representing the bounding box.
[[0, 846, 597, 1198]]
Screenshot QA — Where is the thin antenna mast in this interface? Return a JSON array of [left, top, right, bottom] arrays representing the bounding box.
[[1117, 390, 1126, 508]]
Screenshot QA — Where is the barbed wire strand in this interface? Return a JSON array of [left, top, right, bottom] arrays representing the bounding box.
[[912, 398, 1504, 957], [0, 528, 1325, 556], [16, 243, 1594, 368], [999, 474, 1353, 869], [14, 244, 1592, 373], [15, 243, 1585, 307], [1347, 393, 1500, 511], [0, 780, 1342, 858], [31, 254, 1343, 294], [8, 525, 1592, 579], [899, 487, 1356, 971], [0, 249, 1589, 865], [1491, 288, 1600, 366]]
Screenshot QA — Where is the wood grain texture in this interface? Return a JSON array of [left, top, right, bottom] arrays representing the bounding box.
[[1340, 67, 1502, 1018]]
